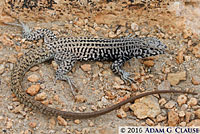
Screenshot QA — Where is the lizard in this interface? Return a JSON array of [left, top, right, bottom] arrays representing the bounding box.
[[8, 21, 197, 119]]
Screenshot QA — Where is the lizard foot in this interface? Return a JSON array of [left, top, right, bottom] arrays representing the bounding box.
[[4, 21, 32, 37], [119, 70, 136, 84], [54, 75, 77, 96]]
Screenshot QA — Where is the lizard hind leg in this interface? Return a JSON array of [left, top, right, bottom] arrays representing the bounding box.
[[4, 20, 32, 38], [5, 20, 57, 43], [111, 59, 136, 84], [54, 53, 77, 96]]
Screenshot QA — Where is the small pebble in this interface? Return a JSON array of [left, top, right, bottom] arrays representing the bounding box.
[[194, 109, 200, 118], [129, 96, 160, 119], [145, 118, 155, 126], [159, 98, 167, 106], [105, 91, 115, 100], [179, 122, 186, 127], [74, 119, 81, 124], [0, 57, 6, 64], [168, 110, 179, 126], [131, 22, 139, 31], [29, 122, 37, 128], [7, 105, 13, 110], [192, 43, 200, 58], [0, 34, 14, 47], [191, 76, 200, 85], [6, 120, 13, 129], [8, 54, 17, 63], [102, 70, 112, 76], [184, 55, 192, 62], [167, 71, 186, 86], [176, 50, 184, 64], [53, 95, 60, 102], [108, 31, 116, 38], [96, 61, 103, 68], [80, 64, 91, 72], [187, 119, 200, 126], [177, 95, 187, 106], [40, 84, 46, 89], [164, 101, 176, 109], [27, 74, 40, 82], [78, 106, 87, 112], [187, 97, 198, 106], [131, 83, 138, 91], [42, 99, 49, 105], [75, 95, 86, 103], [181, 104, 188, 111], [117, 108, 127, 119], [185, 112, 192, 123], [91, 105, 97, 111], [66, 129, 71, 133], [0, 64, 5, 74], [30, 66, 39, 71], [26, 84, 40, 96], [143, 60, 155, 67], [74, 18, 84, 26], [35, 92, 47, 101], [156, 114, 167, 122], [57, 116, 67, 126], [121, 103, 130, 112], [113, 83, 131, 91], [178, 111, 185, 117], [89, 121, 94, 127]]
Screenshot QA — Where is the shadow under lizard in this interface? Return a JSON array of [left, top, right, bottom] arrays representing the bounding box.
[[8, 21, 197, 119]]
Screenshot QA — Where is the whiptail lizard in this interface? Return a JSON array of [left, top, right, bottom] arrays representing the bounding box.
[[8, 21, 197, 119]]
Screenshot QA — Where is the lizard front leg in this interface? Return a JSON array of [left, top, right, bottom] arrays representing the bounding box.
[[54, 53, 77, 95], [111, 59, 135, 83]]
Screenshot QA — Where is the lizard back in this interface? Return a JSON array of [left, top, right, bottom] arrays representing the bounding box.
[[47, 37, 167, 61]]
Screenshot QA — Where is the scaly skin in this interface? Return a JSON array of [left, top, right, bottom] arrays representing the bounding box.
[[10, 22, 197, 119]]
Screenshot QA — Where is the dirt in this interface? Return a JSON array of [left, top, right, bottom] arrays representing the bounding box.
[[0, 0, 199, 134]]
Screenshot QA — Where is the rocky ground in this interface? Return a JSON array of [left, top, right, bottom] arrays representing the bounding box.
[[0, 0, 199, 134]]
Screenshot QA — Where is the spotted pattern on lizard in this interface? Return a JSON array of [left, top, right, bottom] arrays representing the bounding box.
[[9, 21, 196, 119], [20, 22, 167, 85]]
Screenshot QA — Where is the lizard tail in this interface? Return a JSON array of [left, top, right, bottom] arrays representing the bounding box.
[[11, 46, 197, 119]]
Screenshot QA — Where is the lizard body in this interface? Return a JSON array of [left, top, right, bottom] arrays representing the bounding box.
[[10, 22, 196, 119]]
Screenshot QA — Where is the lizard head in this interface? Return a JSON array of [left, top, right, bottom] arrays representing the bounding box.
[[141, 37, 167, 57]]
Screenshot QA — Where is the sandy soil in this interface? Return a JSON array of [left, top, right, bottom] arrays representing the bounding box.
[[0, 0, 199, 134]]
